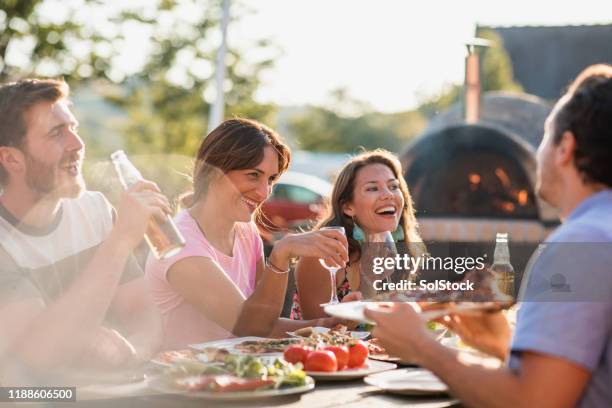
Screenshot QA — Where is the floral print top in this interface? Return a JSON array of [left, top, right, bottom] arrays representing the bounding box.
[[290, 274, 351, 320]]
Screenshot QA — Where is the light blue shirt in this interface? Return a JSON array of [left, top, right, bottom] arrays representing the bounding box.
[[510, 190, 612, 407]]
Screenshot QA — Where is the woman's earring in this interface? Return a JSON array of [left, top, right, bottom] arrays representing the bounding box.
[[352, 217, 365, 243], [391, 225, 405, 241]]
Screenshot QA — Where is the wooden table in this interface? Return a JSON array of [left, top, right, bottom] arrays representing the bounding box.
[[19, 339, 501, 408]]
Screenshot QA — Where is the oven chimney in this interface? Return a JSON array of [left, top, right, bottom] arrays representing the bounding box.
[[464, 38, 490, 124]]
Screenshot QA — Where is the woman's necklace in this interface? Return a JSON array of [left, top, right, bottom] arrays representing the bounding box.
[[190, 209, 235, 256]]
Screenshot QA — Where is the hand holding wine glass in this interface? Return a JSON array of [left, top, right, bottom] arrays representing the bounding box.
[[269, 227, 348, 272]]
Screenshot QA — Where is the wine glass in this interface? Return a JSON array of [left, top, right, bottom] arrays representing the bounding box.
[[380, 231, 399, 284], [318, 226, 346, 306], [360, 231, 398, 298]]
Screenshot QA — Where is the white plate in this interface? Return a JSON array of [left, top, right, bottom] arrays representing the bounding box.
[[364, 368, 448, 395], [148, 374, 315, 401], [324, 301, 500, 323], [286, 326, 370, 340], [305, 359, 396, 381], [189, 337, 299, 356], [324, 301, 412, 324]]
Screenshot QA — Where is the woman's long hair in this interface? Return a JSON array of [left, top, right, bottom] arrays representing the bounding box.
[[318, 149, 424, 262], [181, 118, 291, 211]]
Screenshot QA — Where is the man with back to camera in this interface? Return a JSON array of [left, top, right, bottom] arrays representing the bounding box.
[[366, 64, 612, 407], [0, 79, 165, 383]]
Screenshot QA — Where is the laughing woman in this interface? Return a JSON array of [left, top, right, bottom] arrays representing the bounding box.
[[292, 150, 424, 319], [145, 119, 355, 350]]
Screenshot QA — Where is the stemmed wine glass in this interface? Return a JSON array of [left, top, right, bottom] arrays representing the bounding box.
[[360, 231, 399, 298], [380, 231, 399, 284], [318, 226, 346, 306]]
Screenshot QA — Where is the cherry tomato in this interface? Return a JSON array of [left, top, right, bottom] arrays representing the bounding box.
[[323, 345, 349, 370], [347, 340, 369, 368], [304, 350, 338, 372], [283, 345, 311, 364]]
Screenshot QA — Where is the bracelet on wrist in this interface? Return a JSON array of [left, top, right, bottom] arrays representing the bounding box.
[[265, 257, 291, 274]]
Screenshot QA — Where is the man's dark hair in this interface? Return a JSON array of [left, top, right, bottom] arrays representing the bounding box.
[[553, 64, 612, 187], [0, 79, 68, 185]]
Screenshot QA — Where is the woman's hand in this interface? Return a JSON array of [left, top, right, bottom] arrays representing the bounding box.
[[270, 229, 349, 269], [436, 311, 511, 360]]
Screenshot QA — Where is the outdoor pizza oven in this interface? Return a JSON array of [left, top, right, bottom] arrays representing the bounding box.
[[405, 122, 539, 220], [398, 42, 558, 279], [400, 120, 559, 282]]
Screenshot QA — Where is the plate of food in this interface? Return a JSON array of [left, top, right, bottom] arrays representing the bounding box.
[[325, 267, 514, 324], [281, 339, 396, 381], [190, 337, 303, 356], [151, 349, 207, 367], [148, 354, 314, 401], [419, 301, 512, 320], [415, 267, 515, 319], [366, 338, 403, 363], [366, 324, 446, 366], [364, 368, 448, 395], [287, 324, 370, 341]]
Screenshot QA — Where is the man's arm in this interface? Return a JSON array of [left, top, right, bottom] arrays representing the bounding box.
[[4, 181, 170, 370], [413, 338, 589, 408], [365, 303, 591, 408], [107, 276, 163, 361]]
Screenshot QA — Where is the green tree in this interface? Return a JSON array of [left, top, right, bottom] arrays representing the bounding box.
[[1, 0, 276, 157], [0, 0, 118, 81], [103, 0, 278, 156], [289, 89, 426, 153], [417, 28, 522, 119], [477, 28, 523, 93], [1, 0, 276, 205], [416, 84, 462, 119]]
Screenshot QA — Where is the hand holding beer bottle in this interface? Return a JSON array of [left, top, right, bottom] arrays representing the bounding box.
[[110, 151, 186, 259]]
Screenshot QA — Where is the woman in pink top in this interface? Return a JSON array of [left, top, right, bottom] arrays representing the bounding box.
[[146, 118, 356, 350]]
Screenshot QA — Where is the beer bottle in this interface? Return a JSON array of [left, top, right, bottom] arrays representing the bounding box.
[[491, 232, 515, 298], [110, 150, 186, 259]]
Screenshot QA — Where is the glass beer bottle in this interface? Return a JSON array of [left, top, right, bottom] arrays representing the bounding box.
[[491, 232, 515, 298], [110, 150, 186, 259]]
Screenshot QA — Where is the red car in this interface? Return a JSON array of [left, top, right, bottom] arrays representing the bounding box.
[[258, 171, 333, 242]]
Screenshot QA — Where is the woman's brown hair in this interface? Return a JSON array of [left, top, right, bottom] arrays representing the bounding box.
[[318, 149, 423, 262], [181, 118, 290, 207]]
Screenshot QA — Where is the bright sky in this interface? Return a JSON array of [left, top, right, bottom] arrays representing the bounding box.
[[22, 0, 611, 114], [231, 0, 612, 113]]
